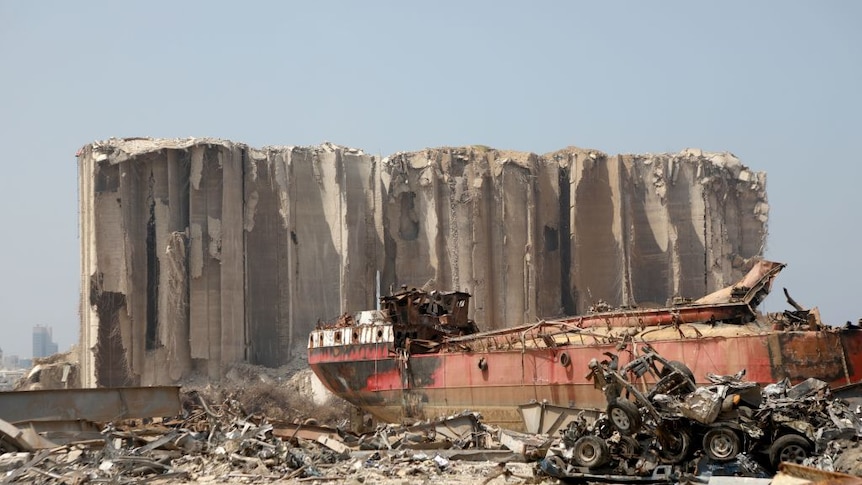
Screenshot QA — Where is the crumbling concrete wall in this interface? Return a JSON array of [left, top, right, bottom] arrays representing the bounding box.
[[78, 139, 767, 387]]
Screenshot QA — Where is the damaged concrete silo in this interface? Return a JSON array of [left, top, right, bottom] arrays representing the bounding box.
[[381, 146, 767, 326], [78, 139, 380, 387], [77, 139, 767, 387]]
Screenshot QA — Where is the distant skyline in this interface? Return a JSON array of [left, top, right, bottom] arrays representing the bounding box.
[[33, 324, 59, 359], [1, 1, 860, 358]]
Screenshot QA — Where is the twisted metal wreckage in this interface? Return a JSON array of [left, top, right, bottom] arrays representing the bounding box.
[[538, 347, 862, 481]]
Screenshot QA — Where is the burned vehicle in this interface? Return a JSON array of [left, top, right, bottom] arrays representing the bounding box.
[[542, 347, 862, 480]]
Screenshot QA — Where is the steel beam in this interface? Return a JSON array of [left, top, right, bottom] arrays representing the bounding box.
[[0, 387, 181, 423]]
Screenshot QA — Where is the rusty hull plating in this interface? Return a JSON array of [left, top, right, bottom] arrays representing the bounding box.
[[308, 261, 862, 430]]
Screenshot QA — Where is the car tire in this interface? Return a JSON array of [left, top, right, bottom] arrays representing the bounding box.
[[660, 360, 696, 394], [617, 435, 640, 459], [659, 428, 692, 464], [607, 399, 642, 435], [703, 427, 741, 462], [770, 434, 811, 468], [573, 435, 610, 469], [663, 360, 694, 381]]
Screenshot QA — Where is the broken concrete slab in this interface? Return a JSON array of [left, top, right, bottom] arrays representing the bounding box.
[[317, 434, 350, 455], [497, 429, 551, 459], [0, 419, 31, 452]]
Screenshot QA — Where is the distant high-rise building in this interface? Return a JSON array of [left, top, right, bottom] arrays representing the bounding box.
[[32, 325, 58, 359]]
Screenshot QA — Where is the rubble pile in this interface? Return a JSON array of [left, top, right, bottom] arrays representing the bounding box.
[[183, 367, 351, 426], [14, 349, 80, 390], [2, 350, 862, 483], [0, 392, 553, 484], [1, 393, 307, 483]]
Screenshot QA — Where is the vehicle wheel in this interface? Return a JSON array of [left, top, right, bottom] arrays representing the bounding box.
[[607, 399, 642, 435], [662, 360, 695, 381], [573, 435, 610, 469], [660, 360, 696, 393], [617, 435, 640, 458], [703, 427, 741, 462], [770, 434, 811, 468], [659, 428, 692, 464]]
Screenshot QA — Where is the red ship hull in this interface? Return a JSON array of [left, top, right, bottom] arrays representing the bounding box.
[[308, 261, 862, 430], [309, 322, 862, 429]]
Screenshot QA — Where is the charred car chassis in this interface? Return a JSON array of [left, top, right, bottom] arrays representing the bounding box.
[[542, 345, 861, 480]]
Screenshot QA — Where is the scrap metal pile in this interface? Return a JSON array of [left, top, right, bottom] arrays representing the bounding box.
[[540, 345, 862, 482], [0, 391, 340, 483], [0, 389, 550, 484]]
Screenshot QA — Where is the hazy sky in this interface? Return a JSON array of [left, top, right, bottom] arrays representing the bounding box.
[[0, 2, 859, 359]]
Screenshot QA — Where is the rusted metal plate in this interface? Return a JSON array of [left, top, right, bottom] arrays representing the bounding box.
[[0, 386, 181, 424]]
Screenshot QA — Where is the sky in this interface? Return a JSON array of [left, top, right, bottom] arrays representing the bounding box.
[[0, 2, 859, 359]]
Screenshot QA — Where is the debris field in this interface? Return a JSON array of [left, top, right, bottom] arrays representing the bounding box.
[[2, 352, 862, 484]]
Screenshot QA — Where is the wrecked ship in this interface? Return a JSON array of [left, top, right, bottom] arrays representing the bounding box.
[[308, 260, 862, 430]]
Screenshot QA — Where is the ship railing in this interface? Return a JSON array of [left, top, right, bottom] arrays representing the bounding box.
[[439, 320, 621, 352]]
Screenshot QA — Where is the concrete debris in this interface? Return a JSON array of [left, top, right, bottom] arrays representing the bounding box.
[[0, 418, 47, 452], [78, 138, 768, 387], [0, 393, 551, 484], [498, 429, 552, 459], [13, 350, 79, 390]]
